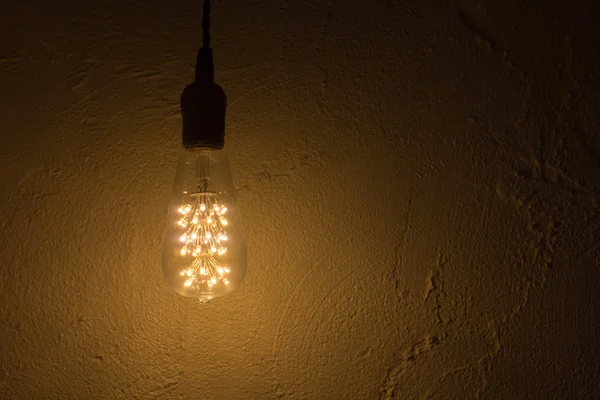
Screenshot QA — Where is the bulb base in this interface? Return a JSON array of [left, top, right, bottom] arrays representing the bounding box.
[[180, 48, 227, 150]]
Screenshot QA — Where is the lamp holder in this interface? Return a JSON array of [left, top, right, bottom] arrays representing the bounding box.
[[180, 0, 226, 150]]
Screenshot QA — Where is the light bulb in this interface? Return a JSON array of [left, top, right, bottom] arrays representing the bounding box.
[[162, 3, 243, 303], [162, 149, 246, 303]]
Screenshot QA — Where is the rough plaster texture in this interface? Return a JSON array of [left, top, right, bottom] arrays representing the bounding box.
[[1, 0, 599, 398]]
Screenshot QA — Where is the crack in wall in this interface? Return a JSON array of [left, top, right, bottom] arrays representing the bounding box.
[[380, 335, 441, 400], [417, 116, 584, 398], [382, 253, 449, 399], [479, 125, 574, 398], [424, 255, 449, 327]]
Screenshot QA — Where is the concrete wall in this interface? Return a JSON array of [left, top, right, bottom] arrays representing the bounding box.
[[1, 0, 599, 398]]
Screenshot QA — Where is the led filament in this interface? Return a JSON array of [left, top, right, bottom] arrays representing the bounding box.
[[176, 193, 230, 289]]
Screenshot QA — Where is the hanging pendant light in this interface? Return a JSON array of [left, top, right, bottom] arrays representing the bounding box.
[[162, 0, 247, 303]]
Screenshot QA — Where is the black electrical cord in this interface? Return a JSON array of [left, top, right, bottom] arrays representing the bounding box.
[[202, 0, 211, 49], [195, 0, 214, 83]]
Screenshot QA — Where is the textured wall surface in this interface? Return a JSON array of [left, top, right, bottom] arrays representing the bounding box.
[[1, 0, 599, 398]]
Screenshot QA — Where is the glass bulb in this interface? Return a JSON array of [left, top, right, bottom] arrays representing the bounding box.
[[162, 149, 246, 303]]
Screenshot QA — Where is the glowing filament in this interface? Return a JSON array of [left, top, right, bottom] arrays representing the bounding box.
[[176, 192, 231, 291]]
